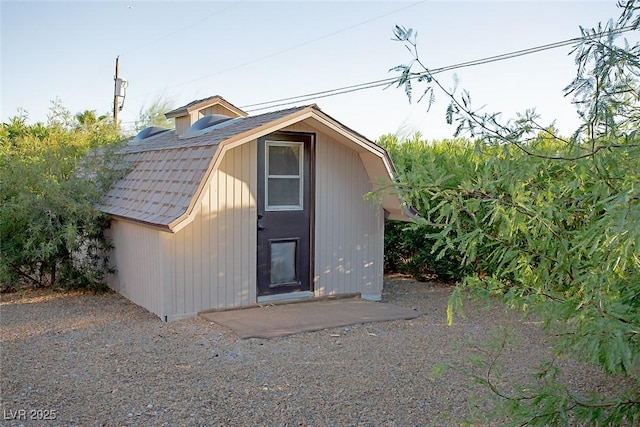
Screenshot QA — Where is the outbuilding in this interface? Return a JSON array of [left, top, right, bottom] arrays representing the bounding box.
[[102, 96, 414, 321]]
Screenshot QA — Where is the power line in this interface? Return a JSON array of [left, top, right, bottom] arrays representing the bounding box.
[[241, 77, 399, 110], [240, 25, 637, 112]]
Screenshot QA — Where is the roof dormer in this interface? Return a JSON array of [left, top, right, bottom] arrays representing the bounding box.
[[165, 95, 248, 136]]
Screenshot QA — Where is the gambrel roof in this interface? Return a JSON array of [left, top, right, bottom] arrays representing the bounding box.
[[100, 104, 413, 231]]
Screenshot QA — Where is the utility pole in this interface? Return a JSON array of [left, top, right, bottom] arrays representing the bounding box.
[[113, 56, 120, 128]]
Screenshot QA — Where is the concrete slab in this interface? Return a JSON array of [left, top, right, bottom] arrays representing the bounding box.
[[199, 298, 423, 339]]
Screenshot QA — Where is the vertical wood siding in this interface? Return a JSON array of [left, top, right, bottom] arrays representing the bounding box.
[[168, 141, 257, 316], [280, 123, 384, 297], [107, 219, 166, 318], [175, 116, 191, 136]]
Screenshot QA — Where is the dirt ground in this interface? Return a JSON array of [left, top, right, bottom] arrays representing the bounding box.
[[0, 275, 625, 426]]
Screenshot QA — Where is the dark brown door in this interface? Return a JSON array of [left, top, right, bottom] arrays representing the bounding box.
[[257, 132, 314, 297]]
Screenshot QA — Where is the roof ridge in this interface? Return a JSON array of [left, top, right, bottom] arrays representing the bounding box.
[[166, 95, 223, 115], [165, 95, 248, 119], [122, 104, 311, 154]]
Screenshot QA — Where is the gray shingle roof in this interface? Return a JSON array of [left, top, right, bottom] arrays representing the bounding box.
[[101, 106, 308, 229]]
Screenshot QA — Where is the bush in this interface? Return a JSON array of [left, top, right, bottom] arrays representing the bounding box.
[[0, 104, 124, 291], [380, 134, 477, 282]]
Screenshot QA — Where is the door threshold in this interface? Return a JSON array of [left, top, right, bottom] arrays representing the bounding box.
[[257, 291, 314, 304]]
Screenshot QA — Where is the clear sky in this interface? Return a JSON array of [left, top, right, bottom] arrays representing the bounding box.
[[0, 0, 629, 141]]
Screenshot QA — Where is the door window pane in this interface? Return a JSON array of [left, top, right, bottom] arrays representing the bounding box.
[[267, 178, 300, 206], [269, 146, 300, 175], [266, 142, 303, 210], [270, 241, 297, 285]]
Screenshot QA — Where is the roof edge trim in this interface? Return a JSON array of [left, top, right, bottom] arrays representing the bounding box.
[[165, 96, 248, 119], [109, 214, 174, 233], [167, 107, 317, 231], [164, 105, 417, 231]]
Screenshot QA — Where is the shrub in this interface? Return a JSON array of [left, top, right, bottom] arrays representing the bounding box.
[[0, 104, 124, 291], [380, 134, 478, 282]]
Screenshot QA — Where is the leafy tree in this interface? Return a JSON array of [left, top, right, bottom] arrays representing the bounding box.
[[0, 103, 124, 291], [135, 96, 175, 130], [388, 1, 639, 424], [75, 109, 109, 133]]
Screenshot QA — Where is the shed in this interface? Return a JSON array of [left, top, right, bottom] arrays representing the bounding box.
[[102, 95, 414, 321]]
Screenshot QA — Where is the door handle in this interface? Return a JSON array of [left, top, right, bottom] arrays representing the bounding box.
[[257, 213, 265, 231]]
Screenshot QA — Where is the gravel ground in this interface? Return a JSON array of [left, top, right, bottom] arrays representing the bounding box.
[[0, 275, 619, 426]]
